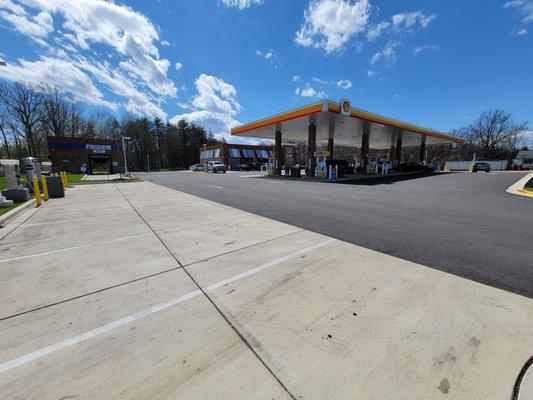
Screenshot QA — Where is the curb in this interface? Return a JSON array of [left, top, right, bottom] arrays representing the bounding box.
[[0, 198, 37, 227], [506, 173, 533, 198]]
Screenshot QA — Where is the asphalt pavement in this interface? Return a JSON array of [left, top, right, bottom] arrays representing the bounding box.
[[137, 170, 533, 298]]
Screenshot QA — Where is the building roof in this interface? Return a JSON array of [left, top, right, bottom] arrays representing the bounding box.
[[516, 150, 533, 159], [231, 100, 462, 149]]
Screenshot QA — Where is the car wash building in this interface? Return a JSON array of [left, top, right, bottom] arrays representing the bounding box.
[[231, 99, 462, 177], [47, 136, 125, 174]]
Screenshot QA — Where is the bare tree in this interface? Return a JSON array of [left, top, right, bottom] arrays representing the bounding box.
[[0, 82, 45, 158], [468, 109, 527, 159], [42, 87, 72, 137]]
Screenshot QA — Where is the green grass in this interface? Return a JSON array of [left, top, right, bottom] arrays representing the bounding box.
[[0, 201, 28, 216], [0, 176, 6, 191], [67, 173, 141, 185]]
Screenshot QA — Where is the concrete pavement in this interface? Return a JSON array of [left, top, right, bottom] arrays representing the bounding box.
[[0, 181, 531, 399], [138, 170, 533, 298]]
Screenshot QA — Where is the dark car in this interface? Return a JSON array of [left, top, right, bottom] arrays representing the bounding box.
[[233, 163, 250, 171], [395, 162, 435, 173], [247, 161, 262, 171], [326, 159, 354, 177], [472, 162, 490, 172]]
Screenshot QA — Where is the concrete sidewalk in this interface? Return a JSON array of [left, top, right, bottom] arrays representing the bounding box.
[[0, 182, 531, 399]]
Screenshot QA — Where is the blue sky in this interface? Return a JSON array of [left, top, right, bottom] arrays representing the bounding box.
[[0, 0, 531, 142]]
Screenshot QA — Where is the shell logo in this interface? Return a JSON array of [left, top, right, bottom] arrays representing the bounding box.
[[340, 99, 351, 115]]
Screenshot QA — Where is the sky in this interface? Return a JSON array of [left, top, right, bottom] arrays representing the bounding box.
[[0, 0, 531, 143]]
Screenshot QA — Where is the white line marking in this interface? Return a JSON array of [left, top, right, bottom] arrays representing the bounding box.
[[0, 238, 334, 374], [210, 185, 223, 189], [0, 216, 243, 264]]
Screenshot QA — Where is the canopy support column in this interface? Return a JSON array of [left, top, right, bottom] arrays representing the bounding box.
[[275, 126, 283, 176], [419, 135, 427, 163], [360, 121, 371, 174], [394, 130, 403, 167], [327, 115, 334, 158], [308, 117, 317, 177]]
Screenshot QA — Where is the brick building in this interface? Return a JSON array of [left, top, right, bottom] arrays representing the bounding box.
[[199, 143, 298, 168], [47, 136, 125, 174]]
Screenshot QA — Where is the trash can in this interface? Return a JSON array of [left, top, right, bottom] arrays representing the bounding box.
[[290, 168, 301, 178], [46, 176, 65, 198]]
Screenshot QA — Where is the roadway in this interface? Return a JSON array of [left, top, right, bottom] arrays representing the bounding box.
[[137, 170, 533, 298]]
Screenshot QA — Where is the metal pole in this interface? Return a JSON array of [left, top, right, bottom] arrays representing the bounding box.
[[122, 137, 129, 175]]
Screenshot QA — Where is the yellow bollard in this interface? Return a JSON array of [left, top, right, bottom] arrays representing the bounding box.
[[41, 175, 49, 201], [32, 176, 42, 206], [64, 171, 70, 186], [60, 171, 66, 187]]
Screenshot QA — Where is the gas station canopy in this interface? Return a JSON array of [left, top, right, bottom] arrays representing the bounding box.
[[231, 100, 461, 149]]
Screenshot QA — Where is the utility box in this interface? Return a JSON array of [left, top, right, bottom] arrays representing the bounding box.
[[22, 157, 42, 181], [46, 176, 64, 198], [1, 159, 21, 188], [0, 159, 30, 202]]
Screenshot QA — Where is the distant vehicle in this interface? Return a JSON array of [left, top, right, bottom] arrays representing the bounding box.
[[472, 162, 491, 172], [207, 161, 227, 173], [247, 161, 262, 171], [396, 162, 435, 173], [233, 163, 250, 171], [190, 164, 205, 171], [326, 159, 354, 177]]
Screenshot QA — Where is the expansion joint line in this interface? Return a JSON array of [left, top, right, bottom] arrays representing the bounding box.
[[113, 184, 299, 400]]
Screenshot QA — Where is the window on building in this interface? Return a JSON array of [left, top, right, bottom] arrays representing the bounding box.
[[213, 148, 220, 158], [256, 149, 269, 158], [243, 149, 256, 158], [229, 148, 241, 158]]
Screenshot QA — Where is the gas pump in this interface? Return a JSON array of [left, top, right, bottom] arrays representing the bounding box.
[[314, 150, 330, 178], [22, 157, 42, 181]]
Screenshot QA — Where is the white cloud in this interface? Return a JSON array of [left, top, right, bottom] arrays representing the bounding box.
[[504, 1, 533, 24], [256, 49, 278, 67], [312, 77, 327, 84], [175, 62, 183, 71], [0, 0, 177, 119], [295, 0, 371, 53], [336, 79, 352, 89], [160, 40, 171, 46], [367, 69, 375, 77], [392, 11, 437, 29], [517, 28, 528, 34], [0, 5, 53, 44], [221, 0, 263, 10], [367, 11, 436, 42], [413, 44, 439, 55], [295, 84, 327, 98], [171, 74, 242, 139], [370, 41, 398, 65], [366, 21, 389, 41], [1, 56, 118, 109], [292, 75, 301, 82]]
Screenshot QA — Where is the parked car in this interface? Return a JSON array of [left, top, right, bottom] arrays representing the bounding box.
[[190, 163, 205, 172], [207, 161, 227, 173], [247, 161, 262, 171], [472, 162, 491, 172], [395, 162, 435, 173], [233, 163, 250, 171], [326, 159, 354, 177]]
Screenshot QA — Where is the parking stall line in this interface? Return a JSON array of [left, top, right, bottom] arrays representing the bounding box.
[[0, 216, 246, 264], [0, 238, 334, 375]]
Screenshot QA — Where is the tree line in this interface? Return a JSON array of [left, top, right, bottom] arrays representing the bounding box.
[[0, 79, 528, 171], [0, 80, 221, 170]]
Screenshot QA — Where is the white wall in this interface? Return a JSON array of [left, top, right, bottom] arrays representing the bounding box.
[[445, 160, 507, 171]]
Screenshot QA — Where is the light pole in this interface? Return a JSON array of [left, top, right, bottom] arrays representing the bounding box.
[[202, 143, 207, 172], [122, 136, 130, 177]]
